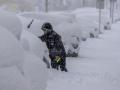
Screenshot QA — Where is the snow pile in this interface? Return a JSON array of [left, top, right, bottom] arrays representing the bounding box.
[[21, 30, 46, 58], [0, 9, 22, 40], [0, 21, 48, 90], [18, 16, 44, 37], [0, 67, 32, 90], [0, 26, 24, 71], [27, 19, 44, 36], [0, 26, 32, 90], [19, 17, 52, 66], [21, 30, 48, 90], [24, 52, 48, 90]]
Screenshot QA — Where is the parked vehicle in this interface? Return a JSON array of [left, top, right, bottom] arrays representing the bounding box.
[[65, 35, 80, 57]]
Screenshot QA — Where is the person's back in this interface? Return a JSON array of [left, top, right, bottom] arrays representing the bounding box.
[[39, 22, 67, 72], [40, 30, 66, 53]]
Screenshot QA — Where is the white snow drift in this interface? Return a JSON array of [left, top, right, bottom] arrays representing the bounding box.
[[0, 9, 22, 40], [21, 30, 48, 90], [0, 26, 24, 71], [0, 67, 32, 90], [24, 52, 48, 90], [21, 30, 46, 59], [0, 26, 32, 90], [0, 20, 48, 90]]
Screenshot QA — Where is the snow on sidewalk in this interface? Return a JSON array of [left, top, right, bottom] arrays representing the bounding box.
[[46, 22, 120, 90]]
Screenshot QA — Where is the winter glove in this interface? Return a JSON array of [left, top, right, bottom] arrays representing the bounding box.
[[55, 56, 61, 63]]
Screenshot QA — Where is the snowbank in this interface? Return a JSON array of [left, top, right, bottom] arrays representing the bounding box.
[[18, 16, 44, 37], [0, 26, 24, 72], [0, 10, 22, 40], [0, 22, 48, 90], [21, 30, 46, 59], [21, 30, 48, 90], [24, 52, 48, 90], [0, 26, 32, 90], [0, 67, 32, 90]]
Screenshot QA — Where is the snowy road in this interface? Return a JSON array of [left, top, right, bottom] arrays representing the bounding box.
[[46, 22, 120, 90]]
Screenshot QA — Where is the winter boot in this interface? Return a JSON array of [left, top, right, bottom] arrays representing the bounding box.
[[60, 66, 68, 72]]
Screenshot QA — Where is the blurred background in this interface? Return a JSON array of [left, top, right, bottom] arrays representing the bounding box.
[[0, 0, 119, 12]]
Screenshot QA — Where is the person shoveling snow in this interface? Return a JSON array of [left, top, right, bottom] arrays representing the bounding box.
[[39, 22, 68, 72]]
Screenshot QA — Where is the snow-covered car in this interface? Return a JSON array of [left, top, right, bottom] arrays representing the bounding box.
[[77, 19, 99, 39], [65, 35, 80, 57], [72, 8, 110, 37], [71, 15, 100, 39]]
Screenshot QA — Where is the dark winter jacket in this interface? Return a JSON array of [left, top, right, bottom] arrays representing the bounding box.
[[39, 30, 66, 57]]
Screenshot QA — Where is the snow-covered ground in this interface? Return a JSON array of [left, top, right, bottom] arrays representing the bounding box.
[[46, 22, 120, 90]]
